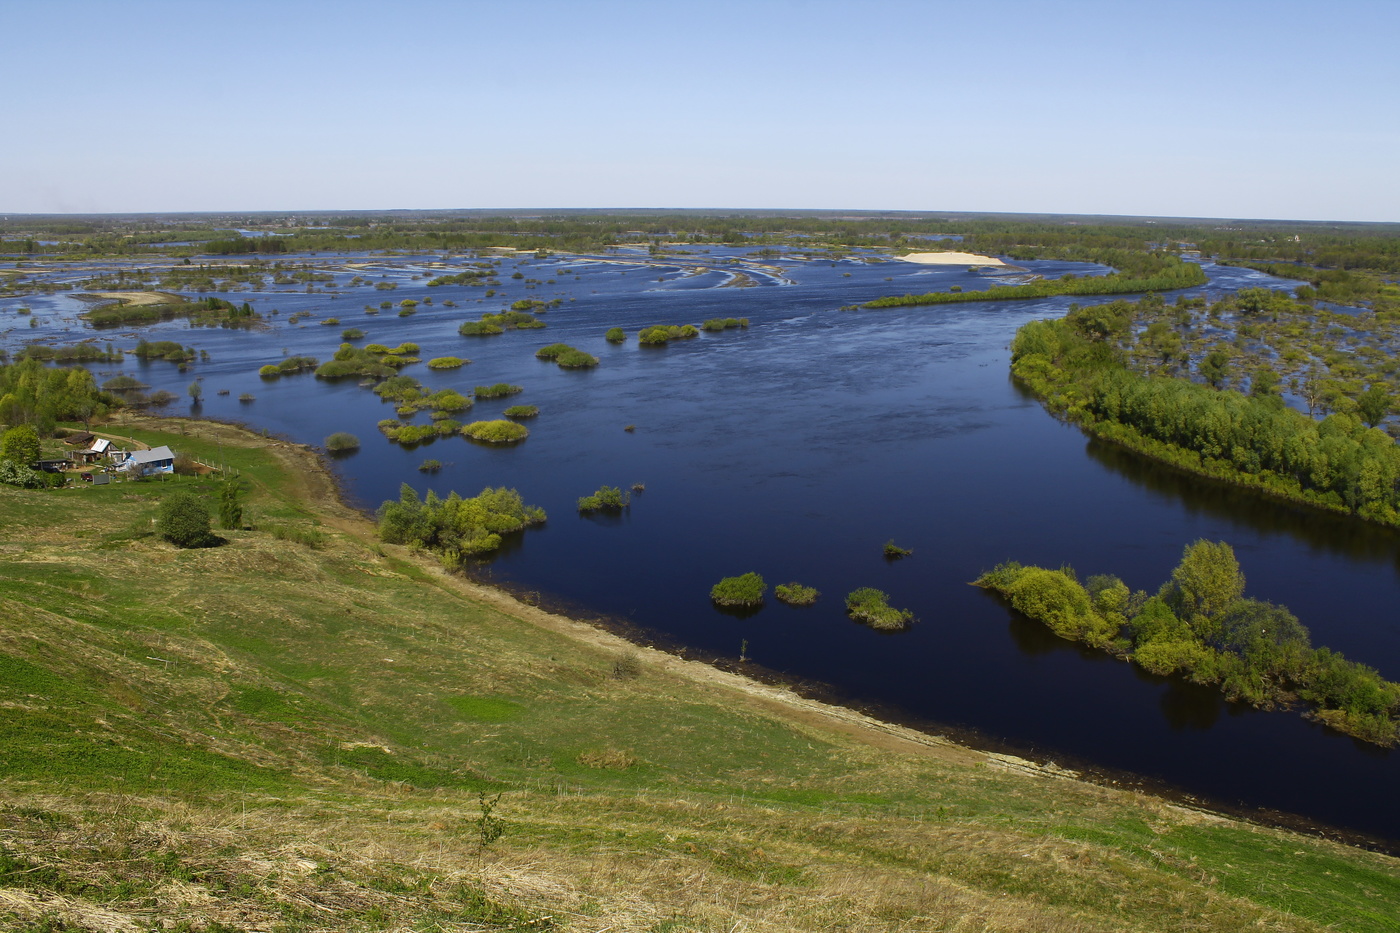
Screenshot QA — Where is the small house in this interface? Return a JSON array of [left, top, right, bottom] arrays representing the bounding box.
[[119, 445, 176, 476], [74, 437, 111, 465], [64, 431, 95, 448]]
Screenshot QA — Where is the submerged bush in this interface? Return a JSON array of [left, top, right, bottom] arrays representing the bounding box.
[[711, 572, 766, 607], [503, 404, 539, 418], [376, 484, 545, 565], [462, 420, 529, 443], [701, 317, 749, 332], [775, 583, 819, 606], [638, 324, 700, 346], [605, 327, 626, 343], [325, 432, 361, 452], [578, 485, 629, 512], [883, 539, 913, 559], [459, 321, 505, 336], [427, 356, 467, 369], [845, 588, 913, 630], [474, 383, 523, 400]]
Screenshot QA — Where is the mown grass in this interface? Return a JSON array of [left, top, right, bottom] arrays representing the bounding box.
[[0, 420, 1397, 931]]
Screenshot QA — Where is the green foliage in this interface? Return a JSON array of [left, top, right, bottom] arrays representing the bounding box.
[[341, 328, 365, 340], [577, 485, 629, 512], [774, 583, 819, 606], [461, 420, 528, 444], [844, 588, 913, 630], [701, 317, 749, 331], [1, 424, 40, 466], [883, 539, 912, 559], [535, 343, 598, 368], [325, 432, 361, 452], [502, 405, 538, 418], [1162, 540, 1246, 643], [0, 459, 46, 488], [84, 296, 260, 328], [711, 572, 766, 607], [605, 327, 626, 343], [1010, 300, 1400, 526], [218, 478, 245, 530], [0, 360, 115, 433], [458, 320, 504, 336], [427, 356, 467, 369], [376, 484, 545, 564], [977, 548, 1400, 745], [473, 383, 522, 400], [638, 324, 700, 346], [156, 493, 214, 548]]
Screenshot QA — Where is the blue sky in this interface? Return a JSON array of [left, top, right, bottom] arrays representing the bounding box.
[[4, 0, 1397, 221]]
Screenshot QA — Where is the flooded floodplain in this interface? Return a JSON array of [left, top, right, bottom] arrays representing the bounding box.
[[5, 246, 1398, 845]]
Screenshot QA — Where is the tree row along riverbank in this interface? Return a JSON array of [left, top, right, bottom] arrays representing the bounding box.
[[2, 416, 1398, 930], [1009, 298, 1400, 526]]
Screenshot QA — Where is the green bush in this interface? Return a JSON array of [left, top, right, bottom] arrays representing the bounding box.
[[474, 383, 523, 400], [883, 539, 912, 559], [638, 324, 700, 346], [1, 424, 41, 466], [845, 588, 913, 630], [503, 405, 539, 418], [376, 484, 545, 564], [427, 357, 467, 369], [462, 420, 529, 444], [711, 572, 766, 607], [605, 327, 626, 343], [325, 432, 361, 452], [157, 493, 214, 548], [774, 583, 819, 606], [577, 486, 629, 512], [459, 321, 505, 336]]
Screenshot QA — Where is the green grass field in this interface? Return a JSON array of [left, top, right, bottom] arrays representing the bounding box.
[[1, 418, 1397, 932]]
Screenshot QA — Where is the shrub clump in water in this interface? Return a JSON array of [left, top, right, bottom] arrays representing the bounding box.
[[711, 572, 766, 608], [775, 583, 819, 606], [845, 588, 913, 630], [462, 420, 529, 444]]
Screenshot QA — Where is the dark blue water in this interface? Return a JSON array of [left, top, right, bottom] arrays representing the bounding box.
[[5, 248, 1397, 845]]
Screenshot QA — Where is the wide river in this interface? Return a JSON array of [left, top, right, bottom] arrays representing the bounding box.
[[6, 245, 1398, 846]]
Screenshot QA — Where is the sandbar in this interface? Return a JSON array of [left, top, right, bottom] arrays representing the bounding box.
[[898, 250, 1008, 267]]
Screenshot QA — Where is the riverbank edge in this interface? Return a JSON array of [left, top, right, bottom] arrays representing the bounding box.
[[124, 413, 1400, 855]]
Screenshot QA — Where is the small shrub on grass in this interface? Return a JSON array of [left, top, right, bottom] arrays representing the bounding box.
[[775, 583, 819, 606], [266, 523, 326, 549], [157, 493, 215, 548], [711, 572, 766, 607], [503, 405, 538, 418], [845, 587, 913, 630], [577, 485, 629, 512], [462, 420, 529, 444], [326, 432, 361, 452]]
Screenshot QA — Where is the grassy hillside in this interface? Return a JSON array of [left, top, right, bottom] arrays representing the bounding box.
[[1, 417, 1397, 932]]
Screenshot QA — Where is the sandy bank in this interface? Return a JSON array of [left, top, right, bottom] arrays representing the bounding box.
[[89, 290, 184, 306], [899, 250, 1008, 267]]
